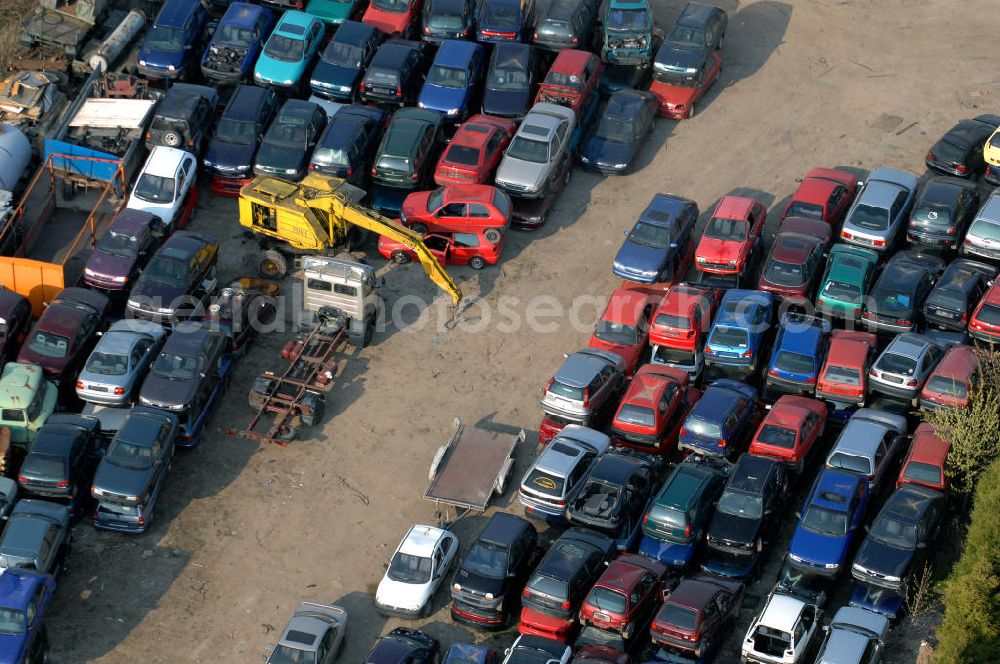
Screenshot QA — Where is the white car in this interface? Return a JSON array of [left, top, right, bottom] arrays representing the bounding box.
[[126, 146, 198, 233], [375, 524, 458, 618], [741, 591, 822, 663], [502, 635, 572, 664]]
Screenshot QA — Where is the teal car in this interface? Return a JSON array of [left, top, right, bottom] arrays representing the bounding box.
[[253, 11, 326, 92], [816, 244, 880, 321], [306, 0, 361, 25]]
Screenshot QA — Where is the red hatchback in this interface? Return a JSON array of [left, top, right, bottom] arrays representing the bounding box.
[[579, 554, 671, 640], [400, 184, 512, 242], [919, 344, 980, 411], [757, 217, 831, 304], [649, 50, 722, 119], [695, 196, 766, 277], [588, 287, 659, 377], [747, 395, 827, 474], [534, 49, 602, 117], [649, 284, 719, 353], [649, 573, 743, 659], [363, 0, 422, 36], [611, 365, 701, 454], [968, 277, 1000, 345], [434, 115, 516, 186], [781, 167, 859, 225], [816, 330, 878, 407], [378, 231, 503, 270], [897, 423, 950, 493]]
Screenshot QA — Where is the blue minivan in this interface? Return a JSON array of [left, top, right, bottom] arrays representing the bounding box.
[[138, 0, 208, 80]]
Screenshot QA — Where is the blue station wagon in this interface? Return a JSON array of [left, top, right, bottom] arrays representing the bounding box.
[[138, 0, 209, 80], [677, 379, 761, 458], [418, 40, 485, 122], [704, 289, 774, 380], [613, 193, 698, 283]]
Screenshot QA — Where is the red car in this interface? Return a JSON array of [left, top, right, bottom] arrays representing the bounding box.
[[649, 50, 722, 119], [747, 395, 827, 474], [815, 330, 878, 407], [434, 115, 515, 185], [362, 0, 422, 36], [400, 184, 512, 242], [534, 49, 602, 117], [919, 344, 980, 411], [649, 573, 744, 659], [695, 196, 767, 277], [378, 231, 503, 270], [588, 287, 659, 376], [756, 217, 831, 304], [897, 422, 950, 493], [968, 277, 1000, 345], [781, 167, 859, 225], [579, 554, 671, 640], [648, 284, 719, 365], [610, 365, 701, 454]]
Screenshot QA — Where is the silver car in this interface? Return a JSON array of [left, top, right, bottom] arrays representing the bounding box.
[[518, 425, 610, 521], [540, 348, 627, 425], [814, 606, 888, 664], [868, 333, 944, 401], [76, 319, 167, 405], [962, 188, 1000, 263], [824, 409, 907, 494], [266, 601, 347, 664], [840, 167, 919, 252], [494, 102, 575, 199]]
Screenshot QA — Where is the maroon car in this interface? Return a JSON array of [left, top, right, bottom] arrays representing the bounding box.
[[571, 646, 631, 663], [650, 573, 744, 660], [756, 217, 832, 304], [83, 209, 162, 291], [17, 288, 111, 386], [0, 288, 32, 364]]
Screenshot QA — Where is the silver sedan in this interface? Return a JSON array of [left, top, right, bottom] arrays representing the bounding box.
[[840, 166, 919, 252], [76, 319, 166, 406]]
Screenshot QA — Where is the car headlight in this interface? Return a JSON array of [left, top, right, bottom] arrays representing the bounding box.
[[788, 553, 804, 563], [283, 79, 293, 86], [417, 101, 427, 109], [883, 574, 901, 582], [167, 65, 176, 72], [697, 257, 707, 264], [202, 159, 215, 169], [580, 155, 591, 163], [139, 60, 147, 67], [824, 562, 840, 570], [614, 163, 628, 169], [157, 306, 176, 314], [84, 267, 95, 277], [284, 168, 298, 175], [338, 85, 351, 92], [728, 259, 738, 266], [127, 299, 142, 309], [254, 71, 263, 80], [92, 487, 105, 497], [484, 592, 494, 601], [124, 495, 140, 503], [113, 275, 128, 284], [452, 583, 462, 592]]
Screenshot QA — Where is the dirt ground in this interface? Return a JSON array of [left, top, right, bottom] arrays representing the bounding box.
[[46, 0, 999, 661]]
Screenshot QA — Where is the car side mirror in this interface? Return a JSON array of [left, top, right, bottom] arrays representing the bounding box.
[[794, 511, 801, 519], [623, 229, 629, 237]]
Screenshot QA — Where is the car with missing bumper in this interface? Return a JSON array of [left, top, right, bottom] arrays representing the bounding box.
[[84, 209, 162, 291], [535, 50, 602, 118], [648, 283, 718, 379], [741, 590, 822, 664], [815, 244, 880, 322], [496, 103, 575, 200], [868, 333, 945, 402], [201, 2, 275, 84], [748, 395, 827, 475], [824, 409, 907, 495], [518, 425, 610, 521], [782, 167, 858, 225], [126, 230, 220, 327], [578, 89, 658, 175], [840, 167, 919, 252], [611, 364, 699, 455], [477, 0, 535, 42], [376, 524, 459, 618], [76, 319, 167, 406], [266, 601, 347, 664], [601, 0, 655, 65]]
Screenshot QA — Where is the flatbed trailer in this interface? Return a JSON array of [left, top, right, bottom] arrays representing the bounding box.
[[424, 418, 522, 526]]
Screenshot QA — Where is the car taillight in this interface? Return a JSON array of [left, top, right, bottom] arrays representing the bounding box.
[[768, 369, 779, 377], [309, 163, 316, 171], [544, 377, 554, 393], [805, 376, 817, 384], [961, 312, 968, 322], [56, 479, 69, 488], [346, 167, 353, 177], [906, 379, 918, 387], [187, 138, 194, 148], [359, 81, 366, 92], [145, 131, 151, 141], [114, 387, 125, 395], [137, 515, 145, 526], [895, 319, 911, 326], [643, 513, 649, 524], [533, 31, 539, 39], [582, 388, 590, 408], [571, 37, 578, 44], [371, 166, 377, 176], [842, 230, 853, 239], [704, 345, 713, 354], [523, 588, 531, 597], [743, 349, 753, 358], [946, 225, 956, 233], [872, 238, 886, 247], [17, 475, 26, 484], [679, 427, 687, 437], [862, 311, 874, 319], [561, 600, 571, 609], [684, 524, 691, 537], [964, 237, 972, 245], [75, 380, 84, 389], [424, 26, 431, 34], [869, 369, 877, 377], [718, 438, 727, 448], [396, 86, 403, 97], [956, 164, 968, 174], [926, 151, 935, 161]]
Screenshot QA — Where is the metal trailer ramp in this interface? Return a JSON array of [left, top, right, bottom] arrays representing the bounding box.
[[424, 418, 523, 526]]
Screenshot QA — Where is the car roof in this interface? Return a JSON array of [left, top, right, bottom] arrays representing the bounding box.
[[622, 366, 684, 408], [117, 409, 173, 444], [606, 89, 653, 117], [777, 322, 824, 355], [222, 85, 271, 123], [908, 424, 949, 465], [771, 231, 822, 263], [659, 463, 715, 509], [942, 117, 1000, 146], [640, 193, 694, 227], [602, 287, 654, 325], [399, 524, 447, 556], [333, 20, 377, 44], [518, 110, 561, 138], [929, 345, 978, 381], [812, 469, 863, 505], [793, 175, 841, 206], [936, 259, 995, 292], [110, 208, 158, 235], [831, 605, 890, 639], [548, 48, 593, 73], [536, 532, 605, 577], [276, 9, 315, 31], [555, 350, 616, 387], [154, 0, 201, 27], [596, 555, 658, 592], [589, 451, 646, 485], [918, 177, 974, 207], [727, 454, 778, 495], [656, 284, 707, 316], [0, 569, 44, 610], [31, 425, 81, 456], [220, 2, 266, 29], [883, 333, 934, 359], [760, 593, 808, 632], [373, 39, 423, 67], [159, 86, 213, 117], [878, 484, 940, 525], [667, 577, 722, 610], [713, 195, 757, 220], [822, 625, 874, 662], [762, 397, 817, 429], [534, 439, 589, 476], [832, 420, 888, 458], [0, 363, 45, 406], [95, 328, 148, 356], [144, 146, 189, 177], [432, 40, 482, 67], [718, 289, 772, 314], [478, 511, 530, 547], [440, 184, 495, 204], [278, 614, 328, 652], [860, 179, 906, 207], [826, 336, 874, 367]]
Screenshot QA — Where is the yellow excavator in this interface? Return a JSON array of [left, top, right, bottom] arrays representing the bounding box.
[[238, 173, 462, 304]]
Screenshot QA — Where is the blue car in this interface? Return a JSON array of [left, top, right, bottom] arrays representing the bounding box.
[[787, 469, 869, 579], [310, 21, 384, 100], [200, 2, 275, 84], [765, 313, 831, 398], [481, 42, 542, 121], [477, 0, 534, 42], [309, 105, 387, 186], [579, 88, 658, 175], [677, 379, 760, 458], [704, 289, 774, 380], [138, 0, 208, 80], [254, 10, 326, 92], [418, 40, 485, 122], [0, 569, 54, 664], [613, 193, 698, 283]]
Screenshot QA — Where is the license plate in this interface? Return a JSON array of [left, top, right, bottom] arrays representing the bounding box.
[[935, 309, 951, 317], [884, 375, 903, 384], [89, 385, 108, 392], [594, 611, 610, 623]]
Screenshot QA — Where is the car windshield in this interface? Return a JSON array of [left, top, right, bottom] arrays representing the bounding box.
[[145, 25, 184, 51], [802, 504, 848, 536], [785, 201, 825, 220], [873, 289, 913, 316], [926, 375, 966, 398], [903, 461, 942, 486], [141, 256, 188, 288], [709, 325, 748, 348], [870, 516, 918, 549], [756, 424, 796, 449], [607, 8, 649, 31], [443, 144, 480, 166], [655, 313, 689, 329], [851, 203, 890, 231], [718, 489, 763, 518], [215, 24, 252, 46], [665, 25, 706, 47], [134, 173, 175, 203], [828, 451, 873, 475], [704, 217, 747, 241], [214, 118, 257, 145], [106, 439, 154, 470], [427, 65, 468, 88], [595, 320, 638, 345], [968, 219, 1000, 242], [658, 603, 698, 630], [775, 351, 815, 375], [978, 304, 1000, 326], [152, 352, 202, 381], [822, 279, 861, 303], [925, 288, 965, 312], [587, 586, 627, 614], [0, 608, 24, 635], [824, 365, 861, 386], [684, 416, 720, 438], [506, 136, 548, 163], [764, 260, 806, 287], [877, 352, 916, 375], [323, 41, 363, 67], [268, 645, 316, 664], [96, 229, 139, 258], [596, 115, 635, 142], [626, 220, 672, 248], [264, 35, 304, 62], [488, 63, 528, 91], [461, 541, 508, 578], [21, 453, 64, 482], [484, 4, 517, 23], [86, 351, 129, 376], [616, 403, 655, 427], [372, 0, 409, 11], [387, 551, 432, 584], [27, 331, 69, 358]]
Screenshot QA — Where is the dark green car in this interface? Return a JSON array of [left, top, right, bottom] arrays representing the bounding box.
[[815, 244, 880, 321]]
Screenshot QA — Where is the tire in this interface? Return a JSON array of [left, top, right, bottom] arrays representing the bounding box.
[[258, 250, 288, 278], [688, 100, 696, 119], [391, 250, 411, 264], [162, 131, 183, 148], [362, 317, 375, 347], [410, 222, 429, 236], [483, 228, 502, 244], [469, 256, 486, 270]]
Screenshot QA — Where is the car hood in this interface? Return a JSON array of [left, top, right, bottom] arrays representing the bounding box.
[[0, 631, 27, 664], [128, 276, 189, 312], [85, 249, 138, 279], [708, 510, 761, 546], [482, 88, 531, 120], [657, 46, 706, 73], [376, 575, 432, 611], [313, 61, 360, 89], [139, 45, 184, 69], [614, 240, 668, 277], [854, 538, 912, 580], [453, 566, 505, 597], [419, 86, 469, 114], [140, 372, 198, 410], [789, 526, 848, 566], [401, 191, 431, 219], [125, 198, 172, 226], [496, 157, 548, 190], [639, 534, 694, 568], [93, 459, 153, 499], [582, 137, 632, 166], [16, 347, 70, 377], [697, 237, 743, 263], [255, 57, 304, 81], [205, 139, 257, 171], [363, 14, 405, 35]]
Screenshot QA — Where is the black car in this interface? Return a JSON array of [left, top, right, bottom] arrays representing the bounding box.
[[363, 627, 440, 664], [482, 42, 543, 121], [203, 85, 279, 193], [450, 512, 539, 629], [17, 414, 101, 513], [126, 230, 220, 326], [863, 250, 946, 334], [254, 99, 327, 181], [925, 114, 1000, 178], [144, 83, 219, 157], [423, 0, 475, 42], [906, 176, 980, 248], [599, 62, 654, 97], [521, 528, 615, 624], [850, 484, 944, 619], [565, 448, 659, 551], [309, 105, 387, 186], [477, 0, 534, 42], [703, 454, 787, 580], [0, 500, 71, 576], [923, 258, 997, 332], [372, 107, 446, 191], [91, 407, 179, 533], [310, 21, 384, 101], [660, 2, 728, 65], [533, 0, 598, 51], [578, 89, 657, 175], [360, 39, 431, 106]]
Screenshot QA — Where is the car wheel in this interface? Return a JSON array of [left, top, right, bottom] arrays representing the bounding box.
[[258, 250, 288, 279], [469, 256, 486, 270], [391, 250, 411, 264], [362, 318, 375, 347], [161, 131, 183, 148], [688, 101, 696, 119], [483, 228, 502, 244], [410, 222, 429, 236]]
